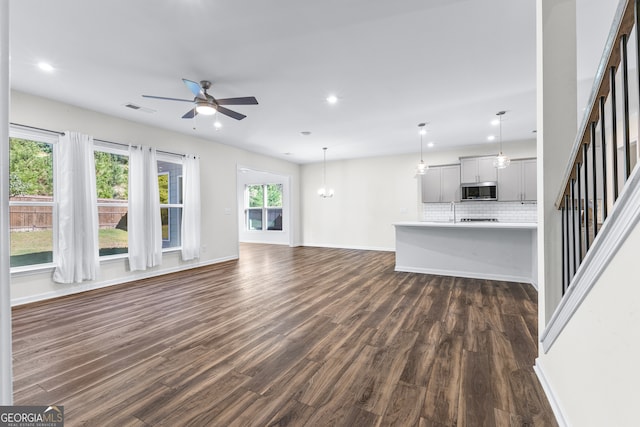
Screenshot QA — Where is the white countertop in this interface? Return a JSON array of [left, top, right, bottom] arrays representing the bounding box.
[[393, 221, 537, 230]]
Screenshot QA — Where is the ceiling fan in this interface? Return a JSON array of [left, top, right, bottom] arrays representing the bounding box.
[[142, 79, 258, 120]]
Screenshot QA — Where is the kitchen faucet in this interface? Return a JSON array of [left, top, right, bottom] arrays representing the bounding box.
[[450, 201, 457, 223]]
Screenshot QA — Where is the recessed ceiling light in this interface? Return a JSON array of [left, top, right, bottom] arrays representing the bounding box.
[[491, 119, 500, 126], [487, 135, 496, 141], [427, 142, 435, 148], [326, 95, 338, 104], [37, 62, 54, 72], [213, 119, 222, 130]]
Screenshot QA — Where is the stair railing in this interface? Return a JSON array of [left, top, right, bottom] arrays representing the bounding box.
[[556, 0, 640, 294]]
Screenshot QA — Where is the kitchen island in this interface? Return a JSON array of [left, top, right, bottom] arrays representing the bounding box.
[[393, 221, 537, 287]]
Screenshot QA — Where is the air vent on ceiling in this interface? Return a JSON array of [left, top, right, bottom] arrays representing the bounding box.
[[123, 103, 156, 113]]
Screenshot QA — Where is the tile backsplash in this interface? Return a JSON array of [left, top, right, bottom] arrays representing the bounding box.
[[422, 201, 537, 223]]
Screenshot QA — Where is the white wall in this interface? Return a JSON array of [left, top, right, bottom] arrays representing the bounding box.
[[301, 153, 415, 251], [576, 0, 621, 121], [9, 91, 301, 305], [300, 139, 536, 250], [537, 0, 578, 332], [537, 222, 640, 426]]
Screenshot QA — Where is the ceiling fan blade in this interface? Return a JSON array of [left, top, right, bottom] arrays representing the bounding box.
[[142, 95, 193, 102], [216, 106, 247, 120], [182, 108, 197, 119], [216, 96, 259, 106], [182, 79, 206, 99]]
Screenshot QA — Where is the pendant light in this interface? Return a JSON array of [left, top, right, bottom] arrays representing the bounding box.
[[318, 147, 334, 198], [416, 122, 427, 175], [493, 111, 510, 169]]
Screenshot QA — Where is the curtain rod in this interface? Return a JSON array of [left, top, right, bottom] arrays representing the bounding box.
[[10, 122, 185, 157], [10, 122, 64, 136]]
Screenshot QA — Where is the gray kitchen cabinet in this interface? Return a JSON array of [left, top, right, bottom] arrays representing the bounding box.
[[497, 162, 521, 200], [460, 156, 497, 183], [498, 158, 537, 201], [422, 164, 460, 203], [422, 167, 441, 203], [440, 165, 461, 202], [522, 159, 537, 200]]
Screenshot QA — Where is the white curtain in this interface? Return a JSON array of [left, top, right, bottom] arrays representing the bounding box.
[[53, 132, 99, 283], [181, 154, 201, 261], [128, 145, 162, 271]]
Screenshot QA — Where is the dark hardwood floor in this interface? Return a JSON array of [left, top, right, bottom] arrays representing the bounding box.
[[12, 243, 557, 426]]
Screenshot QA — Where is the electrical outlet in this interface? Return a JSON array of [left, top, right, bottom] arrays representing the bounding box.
[[224, 208, 232, 215]]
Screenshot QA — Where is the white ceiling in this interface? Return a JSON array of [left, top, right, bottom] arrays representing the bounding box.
[[9, 0, 537, 164]]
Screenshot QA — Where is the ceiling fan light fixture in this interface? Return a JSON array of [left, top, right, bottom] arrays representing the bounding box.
[[195, 100, 217, 115], [143, 79, 257, 121]]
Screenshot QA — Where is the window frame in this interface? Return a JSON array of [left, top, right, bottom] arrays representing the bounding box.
[[9, 127, 59, 273], [94, 142, 130, 260], [245, 183, 284, 232], [157, 154, 184, 251]]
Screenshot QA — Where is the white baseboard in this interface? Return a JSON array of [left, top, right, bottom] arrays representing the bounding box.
[[11, 255, 238, 307], [302, 243, 395, 252], [534, 359, 568, 427], [240, 240, 290, 246], [395, 265, 535, 287]]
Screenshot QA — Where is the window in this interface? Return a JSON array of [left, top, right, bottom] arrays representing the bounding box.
[[95, 148, 129, 257], [245, 183, 283, 231], [158, 158, 183, 249], [8, 126, 189, 269], [9, 134, 56, 268]]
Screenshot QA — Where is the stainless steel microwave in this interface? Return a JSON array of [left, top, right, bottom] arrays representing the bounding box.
[[461, 182, 497, 201]]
